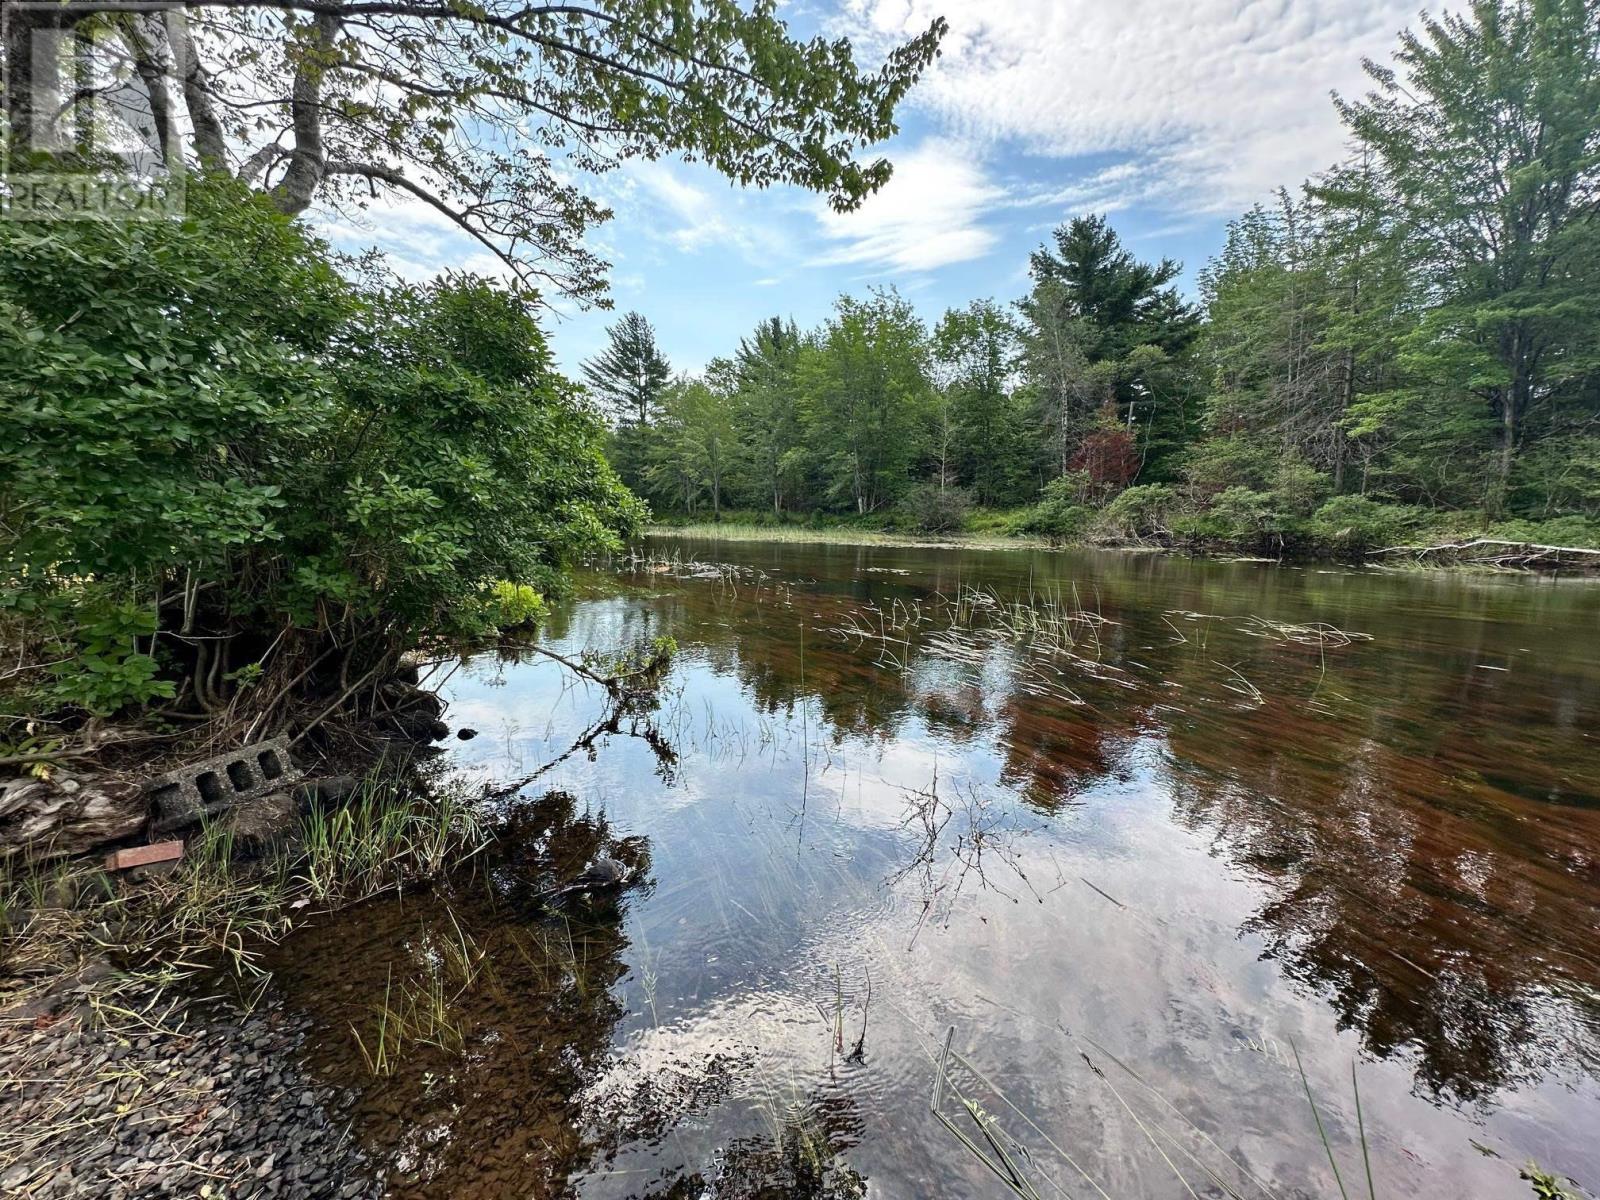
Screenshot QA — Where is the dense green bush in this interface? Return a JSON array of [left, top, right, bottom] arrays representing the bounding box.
[[1018, 477, 1093, 544], [1308, 496, 1420, 552], [1485, 515, 1600, 548], [900, 484, 971, 533], [1099, 484, 1175, 540], [0, 179, 641, 719]]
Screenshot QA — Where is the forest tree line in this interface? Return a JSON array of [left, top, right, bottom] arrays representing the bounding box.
[[586, 0, 1600, 553]]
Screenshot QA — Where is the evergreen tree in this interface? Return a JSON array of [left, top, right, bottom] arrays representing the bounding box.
[[1022, 215, 1202, 481], [583, 312, 671, 494], [1029, 215, 1200, 363]]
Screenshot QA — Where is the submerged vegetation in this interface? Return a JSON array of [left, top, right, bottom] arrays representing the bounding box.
[[594, 1, 1600, 562]]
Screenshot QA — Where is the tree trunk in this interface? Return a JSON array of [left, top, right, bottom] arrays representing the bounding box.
[[272, 13, 339, 214]]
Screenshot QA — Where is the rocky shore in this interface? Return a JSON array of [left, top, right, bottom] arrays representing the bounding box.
[[0, 971, 383, 1199]]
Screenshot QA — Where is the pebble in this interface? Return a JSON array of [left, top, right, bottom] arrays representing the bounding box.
[[0, 975, 384, 1199]]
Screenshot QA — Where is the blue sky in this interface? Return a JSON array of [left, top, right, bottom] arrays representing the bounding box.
[[317, 0, 1437, 376]]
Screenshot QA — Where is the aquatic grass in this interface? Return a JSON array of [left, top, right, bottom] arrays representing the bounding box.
[[351, 917, 483, 1076], [647, 522, 1047, 551]]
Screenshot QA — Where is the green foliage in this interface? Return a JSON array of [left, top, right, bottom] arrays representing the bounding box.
[[645, 376, 738, 517], [933, 300, 1031, 506], [592, 3, 1600, 558], [1308, 496, 1421, 552], [488, 582, 548, 631], [146, 2, 946, 301], [900, 484, 972, 534], [1018, 478, 1094, 545], [1100, 485, 1175, 540], [1521, 1162, 1579, 1200], [0, 178, 640, 722], [800, 289, 932, 515]]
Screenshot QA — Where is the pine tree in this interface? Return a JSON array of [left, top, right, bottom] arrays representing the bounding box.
[[583, 312, 672, 495]]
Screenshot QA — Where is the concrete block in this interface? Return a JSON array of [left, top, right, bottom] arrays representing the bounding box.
[[147, 738, 302, 834]]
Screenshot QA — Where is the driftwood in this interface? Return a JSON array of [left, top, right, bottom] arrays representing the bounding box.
[[1370, 538, 1600, 571], [0, 770, 148, 859]]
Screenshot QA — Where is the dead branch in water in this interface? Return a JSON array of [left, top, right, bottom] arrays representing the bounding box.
[[1370, 539, 1600, 571]]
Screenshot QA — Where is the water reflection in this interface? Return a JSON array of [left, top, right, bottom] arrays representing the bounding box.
[[279, 540, 1600, 1197], [590, 544, 1600, 1108]]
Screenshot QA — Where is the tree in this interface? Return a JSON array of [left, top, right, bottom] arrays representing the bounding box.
[[1016, 280, 1108, 483], [1021, 215, 1201, 483], [0, 178, 641, 721], [1333, 0, 1600, 508], [732, 317, 805, 515], [2, 2, 947, 301], [1029, 214, 1200, 364], [801, 290, 930, 515], [932, 300, 1028, 506], [648, 372, 737, 518], [583, 311, 671, 494]]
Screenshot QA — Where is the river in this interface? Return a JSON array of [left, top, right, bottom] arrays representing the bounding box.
[[268, 537, 1600, 1199]]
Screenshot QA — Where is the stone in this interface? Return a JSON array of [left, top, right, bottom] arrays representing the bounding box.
[[290, 775, 361, 811], [147, 738, 303, 834]]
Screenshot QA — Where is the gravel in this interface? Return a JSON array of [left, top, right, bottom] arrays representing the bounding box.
[[0, 971, 385, 1199]]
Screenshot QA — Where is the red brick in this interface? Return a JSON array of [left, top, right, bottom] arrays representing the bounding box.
[[104, 841, 184, 872]]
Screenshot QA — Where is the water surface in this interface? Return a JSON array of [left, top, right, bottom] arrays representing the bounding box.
[[273, 539, 1600, 1198]]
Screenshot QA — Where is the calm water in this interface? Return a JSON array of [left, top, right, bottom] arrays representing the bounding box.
[[271, 538, 1600, 1199]]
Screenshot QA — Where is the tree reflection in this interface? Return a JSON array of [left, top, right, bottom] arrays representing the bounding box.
[[606, 553, 1600, 1104]]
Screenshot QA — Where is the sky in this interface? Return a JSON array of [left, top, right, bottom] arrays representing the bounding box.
[[315, 0, 1437, 377]]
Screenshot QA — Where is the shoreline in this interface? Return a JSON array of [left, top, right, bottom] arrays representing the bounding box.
[[644, 521, 1600, 575]]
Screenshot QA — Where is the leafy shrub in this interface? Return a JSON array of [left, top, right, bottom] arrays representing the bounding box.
[[901, 484, 971, 533], [1270, 458, 1333, 518], [1182, 436, 1280, 496], [1309, 495, 1420, 552], [1509, 436, 1600, 519], [1018, 477, 1094, 544], [0, 177, 642, 723], [488, 582, 548, 630], [1485, 515, 1600, 549], [1207, 486, 1280, 542], [1100, 484, 1175, 540]]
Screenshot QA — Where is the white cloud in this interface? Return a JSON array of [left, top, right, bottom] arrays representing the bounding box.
[[836, 0, 1439, 213], [812, 137, 1003, 272], [618, 159, 790, 261]]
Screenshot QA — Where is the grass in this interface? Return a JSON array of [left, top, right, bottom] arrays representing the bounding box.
[[1, 773, 489, 1016], [649, 520, 1050, 551], [352, 913, 483, 1076]]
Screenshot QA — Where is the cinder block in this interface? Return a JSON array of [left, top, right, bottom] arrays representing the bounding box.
[[147, 737, 302, 833], [105, 840, 184, 872]]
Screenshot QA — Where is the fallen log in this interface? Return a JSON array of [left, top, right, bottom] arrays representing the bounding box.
[[0, 770, 148, 860], [1369, 538, 1600, 571]]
